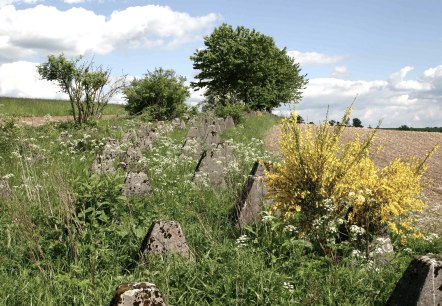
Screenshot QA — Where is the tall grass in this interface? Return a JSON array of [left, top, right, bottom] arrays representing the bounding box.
[[0, 97, 126, 117], [0, 113, 440, 305]]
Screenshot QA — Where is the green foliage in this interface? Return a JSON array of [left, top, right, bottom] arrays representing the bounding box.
[[37, 54, 126, 124], [1, 113, 441, 305], [123, 68, 190, 120], [191, 23, 308, 111], [0, 115, 17, 155], [264, 108, 435, 258], [0, 97, 125, 117], [352, 117, 363, 127], [212, 103, 247, 124]]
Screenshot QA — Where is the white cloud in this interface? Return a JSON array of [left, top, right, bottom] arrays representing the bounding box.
[[287, 50, 346, 65], [0, 61, 67, 99], [331, 65, 350, 78], [0, 4, 219, 61]]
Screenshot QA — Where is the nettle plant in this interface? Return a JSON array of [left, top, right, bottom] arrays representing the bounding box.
[[264, 107, 437, 258]]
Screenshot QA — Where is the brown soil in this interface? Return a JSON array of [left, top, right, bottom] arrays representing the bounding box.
[[264, 124, 442, 234], [16, 115, 121, 126]]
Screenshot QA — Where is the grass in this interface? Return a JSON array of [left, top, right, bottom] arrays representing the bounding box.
[[0, 112, 441, 305], [0, 96, 126, 117]]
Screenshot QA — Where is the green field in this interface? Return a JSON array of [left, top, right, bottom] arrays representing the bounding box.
[[0, 113, 440, 305], [0, 96, 127, 117]]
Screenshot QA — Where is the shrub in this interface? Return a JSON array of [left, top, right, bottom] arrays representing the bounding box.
[[213, 103, 247, 124], [263, 107, 436, 257], [123, 68, 189, 120]]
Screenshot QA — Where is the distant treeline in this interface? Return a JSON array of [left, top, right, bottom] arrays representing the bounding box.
[[382, 126, 442, 133]]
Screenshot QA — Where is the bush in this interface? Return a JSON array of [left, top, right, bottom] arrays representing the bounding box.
[[123, 68, 189, 120], [213, 103, 247, 124], [263, 107, 436, 257]]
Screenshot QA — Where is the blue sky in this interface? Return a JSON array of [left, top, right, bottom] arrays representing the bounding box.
[[0, 0, 441, 127]]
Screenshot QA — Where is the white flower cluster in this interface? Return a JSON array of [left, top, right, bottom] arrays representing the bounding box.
[[349, 225, 366, 236], [283, 225, 297, 233], [282, 282, 294, 293], [424, 233, 439, 242], [261, 211, 275, 223], [236, 235, 249, 248]]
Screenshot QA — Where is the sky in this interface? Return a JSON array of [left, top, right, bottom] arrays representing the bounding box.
[[0, 0, 441, 128]]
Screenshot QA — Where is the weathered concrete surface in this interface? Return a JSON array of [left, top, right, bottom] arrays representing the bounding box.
[[122, 171, 152, 196], [203, 125, 220, 147], [109, 282, 167, 306], [140, 220, 191, 259], [121, 146, 144, 171], [224, 116, 235, 129], [193, 143, 234, 188], [91, 139, 121, 175], [387, 254, 442, 306], [235, 161, 270, 229], [121, 129, 138, 145]]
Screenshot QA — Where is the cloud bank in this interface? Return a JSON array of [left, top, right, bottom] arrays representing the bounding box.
[[0, 4, 219, 62], [289, 65, 442, 128]]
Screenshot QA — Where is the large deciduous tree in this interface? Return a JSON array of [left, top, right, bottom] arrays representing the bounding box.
[[190, 23, 308, 111], [123, 68, 190, 120], [37, 54, 127, 124]]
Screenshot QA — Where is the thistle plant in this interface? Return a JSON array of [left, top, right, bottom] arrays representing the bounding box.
[[263, 107, 437, 257]]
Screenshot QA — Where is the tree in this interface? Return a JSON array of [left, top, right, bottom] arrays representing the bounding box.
[[296, 114, 305, 124], [190, 24, 308, 112], [37, 54, 127, 124], [123, 68, 190, 120], [352, 117, 363, 127]]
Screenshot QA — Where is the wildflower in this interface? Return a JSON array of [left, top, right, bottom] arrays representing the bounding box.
[[351, 249, 362, 259], [282, 282, 294, 293], [261, 215, 275, 223], [236, 235, 249, 247], [283, 225, 297, 233]]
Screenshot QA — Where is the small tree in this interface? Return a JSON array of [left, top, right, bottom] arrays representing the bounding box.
[[352, 117, 363, 127], [123, 68, 189, 121], [297, 115, 305, 124], [37, 54, 127, 124], [190, 23, 308, 112]]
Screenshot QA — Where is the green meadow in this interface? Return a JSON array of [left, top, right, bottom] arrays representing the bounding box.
[[0, 96, 126, 117], [0, 112, 440, 305]]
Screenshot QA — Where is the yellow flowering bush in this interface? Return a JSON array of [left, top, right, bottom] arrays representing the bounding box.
[[264, 107, 436, 255]]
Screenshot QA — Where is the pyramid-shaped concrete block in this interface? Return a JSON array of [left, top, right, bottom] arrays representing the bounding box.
[[224, 116, 235, 129], [110, 282, 167, 306], [193, 143, 234, 188], [139, 220, 192, 259], [235, 161, 270, 229], [387, 254, 442, 306], [91, 154, 116, 175], [122, 171, 152, 196]]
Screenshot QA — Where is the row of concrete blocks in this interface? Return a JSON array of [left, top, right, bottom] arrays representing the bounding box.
[[90, 119, 186, 196], [109, 159, 271, 305]]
